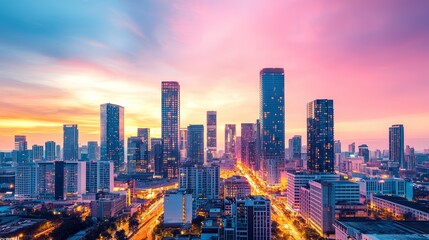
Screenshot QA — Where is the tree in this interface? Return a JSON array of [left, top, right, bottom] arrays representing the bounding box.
[[115, 230, 127, 240]]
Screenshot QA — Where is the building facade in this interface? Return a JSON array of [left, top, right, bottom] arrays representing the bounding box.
[[161, 81, 180, 178], [207, 111, 217, 160], [307, 99, 334, 173], [100, 103, 125, 172], [63, 124, 79, 161]]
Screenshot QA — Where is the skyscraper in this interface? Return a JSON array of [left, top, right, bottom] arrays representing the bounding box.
[[100, 103, 124, 172], [187, 125, 204, 164], [14, 135, 28, 164], [151, 138, 163, 176], [224, 124, 236, 157], [348, 142, 355, 155], [14, 135, 27, 151], [32, 145, 44, 161], [405, 145, 416, 171], [241, 123, 256, 166], [179, 128, 188, 162], [233, 196, 271, 240], [358, 144, 370, 163], [45, 141, 56, 161], [137, 128, 151, 170], [307, 99, 334, 173], [288, 135, 302, 160], [207, 111, 217, 159], [389, 124, 405, 168], [259, 68, 285, 167], [63, 124, 79, 161], [87, 141, 99, 161], [127, 136, 148, 173], [334, 140, 342, 154], [162, 81, 180, 179]]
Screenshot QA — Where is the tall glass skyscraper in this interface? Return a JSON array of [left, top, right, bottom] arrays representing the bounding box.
[[187, 124, 204, 164], [288, 135, 302, 160], [224, 124, 236, 157], [241, 123, 256, 166], [207, 111, 217, 159], [307, 99, 334, 173], [100, 103, 124, 172], [137, 128, 151, 167], [389, 124, 404, 168], [259, 68, 285, 168], [162, 81, 180, 179], [63, 124, 79, 161]]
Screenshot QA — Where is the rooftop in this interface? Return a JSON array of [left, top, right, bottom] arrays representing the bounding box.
[[373, 195, 429, 214], [336, 220, 429, 235]]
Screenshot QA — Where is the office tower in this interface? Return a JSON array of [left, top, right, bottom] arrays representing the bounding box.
[[179, 128, 188, 162], [80, 145, 88, 161], [289, 135, 302, 159], [45, 141, 56, 161], [32, 145, 44, 161], [359, 178, 413, 201], [100, 103, 125, 172], [187, 125, 204, 164], [88, 141, 99, 161], [348, 142, 356, 155], [286, 171, 339, 210], [224, 124, 236, 157], [14, 163, 38, 200], [86, 161, 114, 193], [241, 123, 256, 166], [164, 189, 193, 224], [389, 124, 405, 168], [259, 68, 285, 165], [233, 196, 271, 240], [308, 180, 360, 236], [38, 162, 55, 199], [127, 137, 143, 174], [207, 111, 217, 159], [247, 141, 258, 170], [255, 119, 262, 171], [334, 140, 342, 154], [162, 81, 180, 179], [307, 99, 334, 173], [405, 145, 416, 171], [179, 163, 220, 200], [151, 138, 163, 176], [137, 128, 151, 167], [55, 161, 86, 200], [56, 145, 61, 160], [63, 124, 79, 161], [224, 176, 251, 199], [358, 144, 370, 163]]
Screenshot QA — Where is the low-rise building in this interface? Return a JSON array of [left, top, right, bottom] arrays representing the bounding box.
[[370, 195, 429, 221]]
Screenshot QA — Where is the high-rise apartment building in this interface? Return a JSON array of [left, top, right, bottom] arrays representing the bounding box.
[[63, 124, 79, 161], [100, 103, 125, 172], [389, 124, 405, 168], [187, 125, 204, 164], [86, 161, 114, 193], [15, 163, 38, 200], [179, 128, 188, 162], [334, 140, 342, 154], [224, 124, 236, 157], [162, 81, 180, 178], [233, 196, 271, 240], [207, 111, 217, 159], [307, 99, 334, 173]]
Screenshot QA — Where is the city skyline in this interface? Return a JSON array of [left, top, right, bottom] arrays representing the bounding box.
[[1, 1, 429, 150]]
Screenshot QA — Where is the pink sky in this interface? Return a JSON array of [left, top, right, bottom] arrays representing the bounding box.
[[0, 0, 428, 151]]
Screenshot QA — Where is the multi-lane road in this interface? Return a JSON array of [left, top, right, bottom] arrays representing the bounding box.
[[130, 197, 164, 240], [236, 162, 302, 240]]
